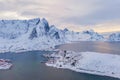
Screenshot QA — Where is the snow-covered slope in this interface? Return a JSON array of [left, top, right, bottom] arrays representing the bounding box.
[[108, 33, 120, 41], [82, 30, 105, 41], [0, 18, 105, 53], [0, 18, 61, 53], [46, 50, 120, 79]]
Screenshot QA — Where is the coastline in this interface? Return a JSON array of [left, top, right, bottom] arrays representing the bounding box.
[[46, 63, 120, 79], [45, 50, 120, 79], [0, 59, 12, 70]]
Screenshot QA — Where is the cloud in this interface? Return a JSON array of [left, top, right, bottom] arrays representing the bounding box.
[[0, 0, 100, 19], [58, 0, 120, 25], [0, 0, 120, 32]]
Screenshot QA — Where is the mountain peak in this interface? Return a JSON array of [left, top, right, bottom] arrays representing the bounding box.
[[41, 18, 50, 32]]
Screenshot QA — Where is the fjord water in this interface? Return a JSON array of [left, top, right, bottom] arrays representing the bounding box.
[[56, 41, 120, 54], [0, 42, 120, 80]]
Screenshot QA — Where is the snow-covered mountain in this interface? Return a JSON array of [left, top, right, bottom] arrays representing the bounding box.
[[108, 33, 120, 41], [0, 18, 105, 53], [82, 30, 104, 41]]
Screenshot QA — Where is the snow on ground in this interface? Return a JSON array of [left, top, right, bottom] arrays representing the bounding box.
[[46, 50, 120, 79], [0, 18, 119, 53], [0, 18, 106, 53], [0, 59, 12, 70], [109, 33, 120, 41]]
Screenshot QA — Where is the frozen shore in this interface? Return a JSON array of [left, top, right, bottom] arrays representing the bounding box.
[[0, 59, 12, 70], [46, 50, 120, 79]]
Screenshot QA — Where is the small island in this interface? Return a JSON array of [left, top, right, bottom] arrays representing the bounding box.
[[0, 59, 12, 70]]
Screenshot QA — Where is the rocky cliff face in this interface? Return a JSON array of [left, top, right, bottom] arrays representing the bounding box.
[[0, 18, 106, 53]]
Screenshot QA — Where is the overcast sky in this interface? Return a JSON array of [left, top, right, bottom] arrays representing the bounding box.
[[0, 0, 120, 32]]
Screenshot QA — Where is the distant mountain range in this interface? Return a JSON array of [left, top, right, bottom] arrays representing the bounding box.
[[0, 18, 119, 53]]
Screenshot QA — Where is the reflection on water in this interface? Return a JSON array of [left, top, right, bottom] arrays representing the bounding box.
[[0, 42, 120, 80], [56, 41, 120, 54]]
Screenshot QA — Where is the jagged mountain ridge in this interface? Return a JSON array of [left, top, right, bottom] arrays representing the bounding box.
[[0, 18, 104, 40], [0, 18, 49, 39], [83, 30, 104, 41], [0, 18, 105, 53]]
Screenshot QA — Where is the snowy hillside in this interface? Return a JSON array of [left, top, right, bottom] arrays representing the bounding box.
[[46, 50, 120, 79], [108, 33, 120, 41], [0, 18, 105, 53], [82, 30, 105, 41]]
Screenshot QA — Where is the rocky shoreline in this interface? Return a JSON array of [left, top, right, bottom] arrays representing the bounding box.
[[45, 50, 120, 79], [0, 59, 12, 70]]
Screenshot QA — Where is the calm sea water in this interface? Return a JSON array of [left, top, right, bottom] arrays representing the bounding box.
[[0, 42, 120, 80], [56, 41, 120, 54]]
